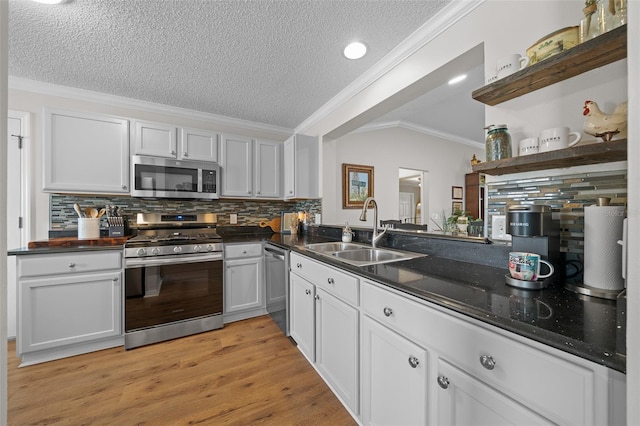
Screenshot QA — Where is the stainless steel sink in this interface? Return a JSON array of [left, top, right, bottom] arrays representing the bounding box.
[[305, 242, 425, 266]]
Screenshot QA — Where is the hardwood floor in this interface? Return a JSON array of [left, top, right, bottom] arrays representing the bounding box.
[[7, 315, 356, 425]]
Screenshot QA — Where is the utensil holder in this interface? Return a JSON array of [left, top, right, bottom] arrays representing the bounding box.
[[78, 218, 100, 240], [107, 217, 125, 237]]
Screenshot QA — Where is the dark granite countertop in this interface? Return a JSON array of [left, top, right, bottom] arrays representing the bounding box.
[[263, 232, 626, 374], [10, 226, 625, 373]]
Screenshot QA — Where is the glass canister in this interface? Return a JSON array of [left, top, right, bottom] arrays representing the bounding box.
[[484, 124, 512, 161]]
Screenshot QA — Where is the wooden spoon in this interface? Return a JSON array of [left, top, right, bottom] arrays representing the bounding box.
[[97, 208, 106, 218], [73, 203, 83, 218]]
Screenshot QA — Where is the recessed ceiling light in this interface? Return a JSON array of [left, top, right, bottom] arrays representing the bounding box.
[[32, 0, 67, 4], [344, 42, 367, 60], [448, 74, 467, 85]]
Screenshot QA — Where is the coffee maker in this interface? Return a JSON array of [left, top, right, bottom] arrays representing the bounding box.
[[506, 205, 562, 289]]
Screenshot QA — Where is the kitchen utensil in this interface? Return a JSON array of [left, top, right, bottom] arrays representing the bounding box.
[[98, 208, 106, 218], [508, 252, 554, 281], [259, 217, 282, 233], [73, 203, 83, 218], [86, 207, 99, 218]]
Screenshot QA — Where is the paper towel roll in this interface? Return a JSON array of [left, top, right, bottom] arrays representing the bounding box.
[[584, 205, 625, 290]]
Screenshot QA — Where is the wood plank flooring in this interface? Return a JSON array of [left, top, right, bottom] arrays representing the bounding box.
[[7, 315, 356, 425]]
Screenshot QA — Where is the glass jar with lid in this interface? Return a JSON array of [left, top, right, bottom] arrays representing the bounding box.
[[484, 124, 512, 161]]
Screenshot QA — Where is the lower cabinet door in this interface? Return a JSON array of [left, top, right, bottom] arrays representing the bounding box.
[[289, 273, 315, 361], [224, 257, 264, 313], [315, 288, 359, 414], [18, 271, 122, 355], [361, 316, 428, 426], [435, 358, 550, 426]]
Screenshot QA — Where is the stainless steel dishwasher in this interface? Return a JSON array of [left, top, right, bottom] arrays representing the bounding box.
[[264, 243, 289, 335]]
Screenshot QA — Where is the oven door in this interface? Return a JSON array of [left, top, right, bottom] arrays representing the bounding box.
[[125, 253, 223, 333]]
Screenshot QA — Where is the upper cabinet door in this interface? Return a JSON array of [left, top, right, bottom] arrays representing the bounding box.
[[220, 134, 253, 197], [179, 127, 218, 162], [254, 139, 281, 198], [283, 134, 319, 199], [43, 108, 130, 194], [133, 120, 177, 158]]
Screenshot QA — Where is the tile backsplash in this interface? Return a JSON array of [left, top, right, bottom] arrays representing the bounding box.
[[486, 168, 627, 254], [51, 195, 321, 230]]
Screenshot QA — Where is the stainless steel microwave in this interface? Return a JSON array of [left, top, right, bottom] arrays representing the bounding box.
[[131, 155, 219, 199]]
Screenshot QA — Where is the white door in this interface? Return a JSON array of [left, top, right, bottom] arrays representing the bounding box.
[[6, 111, 29, 338], [399, 192, 414, 223]]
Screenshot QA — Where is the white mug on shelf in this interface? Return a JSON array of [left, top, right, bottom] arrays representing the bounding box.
[[518, 137, 539, 156], [496, 54, 530, 79], [538, 127, 582, 152]]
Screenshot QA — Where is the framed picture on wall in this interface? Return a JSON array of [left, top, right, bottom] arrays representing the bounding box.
[[452, 201, 463, 213], [452, 186, 463, 200], [342, 163, 374, 209]]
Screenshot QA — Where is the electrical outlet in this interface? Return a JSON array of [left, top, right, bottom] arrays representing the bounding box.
[[229, 213, 238, 225], [491, 215, 511, 241]]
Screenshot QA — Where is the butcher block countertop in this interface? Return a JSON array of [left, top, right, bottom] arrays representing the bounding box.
[[9, 236, 130, 255]]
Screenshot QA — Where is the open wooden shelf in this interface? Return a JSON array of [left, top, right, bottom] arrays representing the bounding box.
[[472, 25, 627, 106], [472, 139, 627, 175]]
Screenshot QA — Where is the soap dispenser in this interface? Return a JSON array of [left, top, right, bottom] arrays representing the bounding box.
[[342, 222, 353, 243]]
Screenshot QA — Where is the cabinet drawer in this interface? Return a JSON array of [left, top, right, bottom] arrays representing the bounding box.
[[18, 251, 122, 278], [224, 243, 263, 259], [291, 252, 359, 306], [362, 281, 598, 425]]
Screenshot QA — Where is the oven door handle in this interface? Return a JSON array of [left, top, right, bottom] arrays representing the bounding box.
[[125, 252, 223, 268]]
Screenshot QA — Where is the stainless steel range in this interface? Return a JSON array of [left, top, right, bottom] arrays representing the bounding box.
[[124, 213, 223, 349]]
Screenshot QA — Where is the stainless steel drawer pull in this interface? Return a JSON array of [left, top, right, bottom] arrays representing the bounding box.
[[437, 376, 450, 389], [68, 262, 76, 268], [408, 356, 419, 368], [327, 278, 335, 285], [480, 354, 496, 370], [383, 306, 393, 317]]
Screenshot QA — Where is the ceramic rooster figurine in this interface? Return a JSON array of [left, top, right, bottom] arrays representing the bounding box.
[[583, 100, 627, 142]]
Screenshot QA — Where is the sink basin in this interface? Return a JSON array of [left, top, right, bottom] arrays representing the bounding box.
[[304, 242, 369, 253], [305, 242, 425, 266]]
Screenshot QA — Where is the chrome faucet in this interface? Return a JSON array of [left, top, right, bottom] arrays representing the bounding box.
[[359, 197, 387, 247]]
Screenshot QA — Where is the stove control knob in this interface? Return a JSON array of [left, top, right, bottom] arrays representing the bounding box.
[[136, 248, 146, 257], [173, 246, 183, 254], [206, 244, 214, 252], [194, 245, 202, 252], [151, 247, 160, 256]]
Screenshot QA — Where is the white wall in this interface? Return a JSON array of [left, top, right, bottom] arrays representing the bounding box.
[[322, 126, 480, 227], [7, 85, 293, 241]]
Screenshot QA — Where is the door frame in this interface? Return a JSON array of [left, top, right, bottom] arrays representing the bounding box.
[[7, 110, 31, 246]]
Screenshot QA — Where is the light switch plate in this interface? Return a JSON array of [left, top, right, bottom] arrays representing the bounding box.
[[230, 213, 238, 225], [491, 215, 511, 241]]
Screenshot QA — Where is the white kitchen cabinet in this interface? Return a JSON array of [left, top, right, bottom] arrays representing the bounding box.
[[361, 315, 428, 426], [220, 134, 253, 197], [179, 127, 218, 162], [220, 134, 281, 198], [133, 120, 177, 158], [289, 252, 360, 414], [289, 273, 315, 361], [435, 358, 549, 426], [43, 107, 130, 194], [254, 139, 281, 198], [223, 243, 265, 323], [16, 251, 123, 366], [283, 134, 319, 199]]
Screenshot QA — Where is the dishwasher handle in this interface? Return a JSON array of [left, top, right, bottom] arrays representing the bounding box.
[[264, 246, 286, 261]]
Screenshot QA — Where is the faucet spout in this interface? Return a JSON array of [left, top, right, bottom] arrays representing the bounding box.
[[359, 197, 387, 247]]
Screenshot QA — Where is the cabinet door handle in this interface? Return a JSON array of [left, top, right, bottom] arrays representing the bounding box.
[[437, 375, 450, 389], [408, 356, 419, 368], [68, 262, 76, 268], [183, 152, 188, 157], [170, 150, 176, 156], [383, 306, 393, 317], [305, 289, 311, 295], [296, 263, 302, 268], [314, 295, 320, 300], [121, 184, 127, 190], [480, 354, 496, 370], [327, 278, 334, 285], [112, 277, 119, 283]]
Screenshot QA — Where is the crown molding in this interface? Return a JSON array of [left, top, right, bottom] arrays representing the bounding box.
[[8, 77, 294, 139], [295, 0, 484, 134], [352, 120, 485, 149]]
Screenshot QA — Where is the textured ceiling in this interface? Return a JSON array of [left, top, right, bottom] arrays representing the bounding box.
[[8, 0, 453, 131]]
